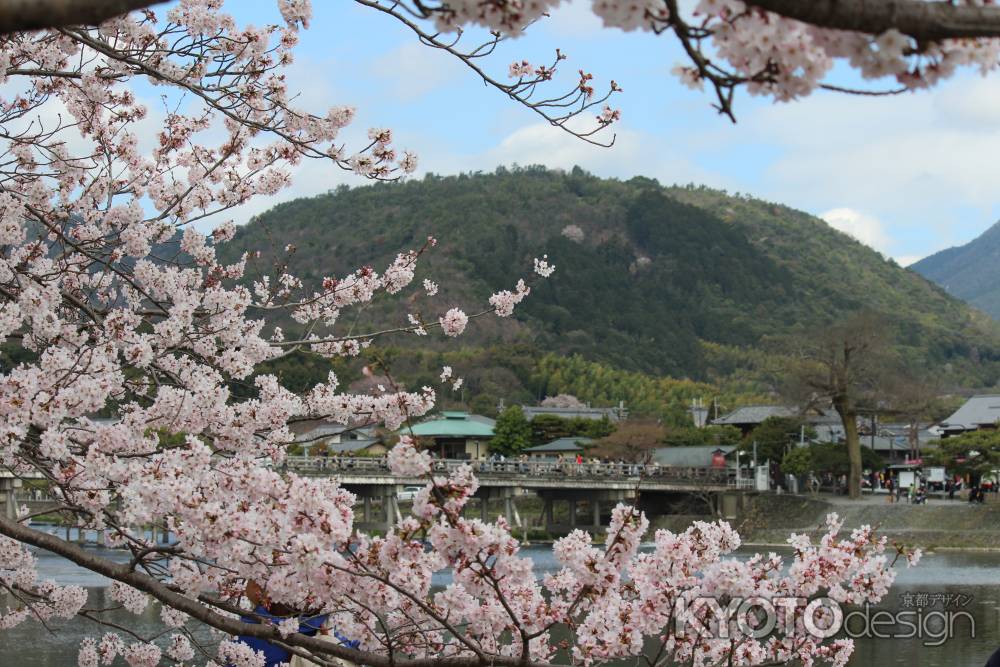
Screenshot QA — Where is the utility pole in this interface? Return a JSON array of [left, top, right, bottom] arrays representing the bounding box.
[[871, 413, 876, 452]]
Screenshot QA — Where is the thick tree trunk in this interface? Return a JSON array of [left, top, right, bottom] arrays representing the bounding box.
[[833, 400, 863, 499], [0, 0, 163, 34], [748, 0, 1000, 41]]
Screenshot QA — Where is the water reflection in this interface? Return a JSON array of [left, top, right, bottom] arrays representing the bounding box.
[[3, 544, 999, 666]]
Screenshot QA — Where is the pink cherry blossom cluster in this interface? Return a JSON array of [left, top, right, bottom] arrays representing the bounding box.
[[509, 60, 536, 78], [110, 581, 149, 615], [336, 456, 915, 667], [489, 279, 530, 317], [435, 0, 1000, 104], [387, 435, 433, 476], [439, 307, 470, 336], [440, 365, 463, 391], [696, 0, 999, 97], [0, 536, 87, 630], [428, 0, 564, 34], [534, 255, 556, 277]]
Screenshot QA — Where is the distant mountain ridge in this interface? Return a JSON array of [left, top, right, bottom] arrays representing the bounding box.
[[222, 167, 1000, 390], [912, 222, 1000, 320]]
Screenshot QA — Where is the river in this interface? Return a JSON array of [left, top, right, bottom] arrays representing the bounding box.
[[2, 543, 999, 666]]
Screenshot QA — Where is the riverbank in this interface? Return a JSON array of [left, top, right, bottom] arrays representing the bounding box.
[[732, 493, 1000, 551]]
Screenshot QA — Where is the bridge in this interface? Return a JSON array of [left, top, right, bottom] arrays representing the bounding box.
[[2, 459, 756, 535], [284, 456, 746, 488], [282, 457, 754, 532]]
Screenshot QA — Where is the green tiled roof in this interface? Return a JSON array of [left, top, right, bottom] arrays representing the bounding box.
[[406, 412, 495, 438], [525, 437, 593, 453]]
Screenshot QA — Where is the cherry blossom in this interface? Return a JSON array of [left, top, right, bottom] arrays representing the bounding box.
[[509, 60, 535, 78], [110, 582, 149, 615], [408, 0, 1000, 120], [439, 307, 470, 336], [0, 2, 920, 666], [387, 436, 433, 476], [561, 224, 585, 242], [534, 255, 556, 277], [489, 279, 530, 317]]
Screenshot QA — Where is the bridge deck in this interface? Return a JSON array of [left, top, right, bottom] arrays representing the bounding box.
[[282, 457, 750, 491]]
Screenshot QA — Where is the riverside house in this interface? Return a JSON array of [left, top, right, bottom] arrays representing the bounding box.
[[406, 411, 495, 460]]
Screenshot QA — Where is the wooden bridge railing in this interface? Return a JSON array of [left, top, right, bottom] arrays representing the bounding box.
[[283, 456, 747, 486]]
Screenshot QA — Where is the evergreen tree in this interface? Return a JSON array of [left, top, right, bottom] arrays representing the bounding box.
[[491, 406, 532, 456], [741, 417, 813, 463]]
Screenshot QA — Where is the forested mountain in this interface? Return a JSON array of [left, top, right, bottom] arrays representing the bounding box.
[[912, 221, 1000, 320], [222, 167, 1000, 417]]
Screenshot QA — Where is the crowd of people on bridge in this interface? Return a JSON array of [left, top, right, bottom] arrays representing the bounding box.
[[480, 452, 654, 476], [284, 450, 719, 479]]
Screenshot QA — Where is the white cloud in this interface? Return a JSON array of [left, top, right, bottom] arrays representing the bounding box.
[[735, 74, 1000, 253], [934, 75, 1000, 128], [895, 254, 924, 267], [422, 118, 727, 191], [545, 0, 604, 37], [370, 41, 465, 102], [820, 208, 894, 255]]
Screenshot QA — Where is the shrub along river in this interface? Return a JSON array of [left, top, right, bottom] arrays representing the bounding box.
[[3, 541, 1000, 666]]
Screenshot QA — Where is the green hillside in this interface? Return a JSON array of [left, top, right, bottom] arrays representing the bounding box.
[[223, 166, 1000, 414], [912, 221, 1000, 320]]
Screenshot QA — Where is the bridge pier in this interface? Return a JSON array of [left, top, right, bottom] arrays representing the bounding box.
[[537, 489, 633, 535], [0, 477, 22, 520], [717, 492, 741, 520], [504, 495, 519, 526], [472, 487, 521, 525], [343, 484, 403, 532], [387, 493, 401, 527]]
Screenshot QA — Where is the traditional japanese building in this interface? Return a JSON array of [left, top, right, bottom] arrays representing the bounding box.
[[937, 395, 1000, 437], [406, 411, 495, 459], [523, 437, 594, 459]]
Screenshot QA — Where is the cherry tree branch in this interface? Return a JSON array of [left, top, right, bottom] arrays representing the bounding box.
[[0, 514, 561, 667], [353, 0, 619, 147]]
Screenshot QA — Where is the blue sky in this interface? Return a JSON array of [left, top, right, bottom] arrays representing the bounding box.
[[232, 1, 1000, 266]]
